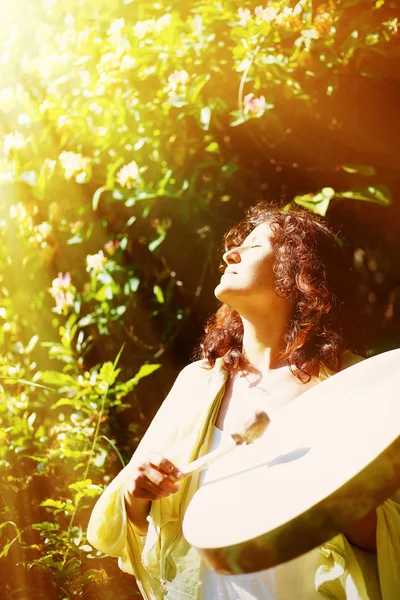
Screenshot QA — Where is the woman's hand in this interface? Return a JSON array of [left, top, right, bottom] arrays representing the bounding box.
[[125, 451, 183, 501], [123, 452, 183, 536]]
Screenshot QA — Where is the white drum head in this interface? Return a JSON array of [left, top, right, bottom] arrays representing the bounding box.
[[183, 349, 400, 573]]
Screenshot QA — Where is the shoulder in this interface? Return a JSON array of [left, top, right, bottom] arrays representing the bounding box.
[[163, 358, 227, 405], [341, 351, 365, 370], [178, 359, 209, 375], [319, 351, 365, 381], [175, 358, 225, 383]]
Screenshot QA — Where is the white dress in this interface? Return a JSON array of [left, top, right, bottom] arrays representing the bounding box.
[[198, 427, 381, 600]]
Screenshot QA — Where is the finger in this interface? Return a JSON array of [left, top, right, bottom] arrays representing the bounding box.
[[139, 475, 177, 499], [127, 467, 180, 500], [147, 452, 183, 481], [127, 474, 166, 500], [124, 478, 156, 502], [145, 465, 180, 493], [157, 475, 181, 494], [130, 489, 157, 501]]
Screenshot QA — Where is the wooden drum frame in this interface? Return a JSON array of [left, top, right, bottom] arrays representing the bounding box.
[[183, 349, 400, 574]]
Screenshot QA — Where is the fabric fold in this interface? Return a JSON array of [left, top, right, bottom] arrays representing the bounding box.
[[88, 354, 400, 600], [87, 359, 228, 599], [376, 496, 400, 600]]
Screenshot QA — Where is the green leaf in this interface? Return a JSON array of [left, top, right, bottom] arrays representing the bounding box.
[[205, 141, 219, 153], [134, 138, 147, 151], [336, 185, 391, 205], [22, 454, 46, 461], [52, 397, 81, 409], [32, 521, 60, 532], [126, 216, 137, 228], [97, 271, 113, 285], [92, 186, 109, 211], [97, 435, 125, 467], [27, 412, 36, 427], [106, 157, 125, 189], [68, 479, 93, 492], [157, 169, 173, 193], [365, 33, 379, 46], [0, 521, 21, 534], [98, 361, 119, 386], [341, 165, 375, 176], [129, 277, 140, 292], [67, 234, 84, 245], [153, 285, 164, 303], [68, 479, 103, 504], [0, 376, 54, 391], [149, 232, 166, 252], [293, 187, 335, 216], [0, 523, 22, 558], [40, 499, 66, 509], [229, 111, 246, 127], [95, 285, 114, 302], [38, 371, 75, 386], [133, 363, 161, 382], [78, 314, 96, 327], [189, 74, 210, 103], [25, 334, 39, 353], [166, 94, 188, 108], [113, 344, 125, 372]]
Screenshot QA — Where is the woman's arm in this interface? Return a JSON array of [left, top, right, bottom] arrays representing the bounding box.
[[344, 508, 377, 551], [123, 451, 183, 537], [124, 491, 151, 536]]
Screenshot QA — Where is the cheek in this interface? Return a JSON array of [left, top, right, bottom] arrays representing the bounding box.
[[251, 260, 275, 286]]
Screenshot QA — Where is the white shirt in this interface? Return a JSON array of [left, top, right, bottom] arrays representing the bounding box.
[[198, 427, 380, 600]]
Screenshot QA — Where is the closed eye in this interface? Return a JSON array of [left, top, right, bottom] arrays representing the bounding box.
[[251, 245, 261, 248]]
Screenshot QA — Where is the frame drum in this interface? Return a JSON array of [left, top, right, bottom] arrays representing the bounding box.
[[182, 348, 400, 574]]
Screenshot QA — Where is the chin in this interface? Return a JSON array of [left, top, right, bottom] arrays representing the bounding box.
[[214, 282, 236, 303], [214, 282, 227, 301], [214, 283, 223, 301]]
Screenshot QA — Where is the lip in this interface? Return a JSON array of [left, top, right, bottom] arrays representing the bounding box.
[[222, 269, 237, 276]]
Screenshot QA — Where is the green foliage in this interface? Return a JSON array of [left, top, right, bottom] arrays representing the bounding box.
[[0, 0, 398, 597], [0, 330, 157, 596]]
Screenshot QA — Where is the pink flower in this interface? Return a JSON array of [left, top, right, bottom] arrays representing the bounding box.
[[49, 272, 75, 314], [116, 160, 140, 189], [238, 7, 251, 27], [69, 221, 83, 234], [254, 6, 278, 22], [51, 291, 74, 314], [244, 93, 267, 116], [86, 250, 106, 273], [51, 272, 71, 293], [104, 240, 120, 256], [167, 69, 189, 92], [275, 6, 302, 30], [59, 151, 91, 181]]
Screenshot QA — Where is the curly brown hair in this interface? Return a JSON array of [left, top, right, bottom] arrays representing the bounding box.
[[196, 202, 365, 382]]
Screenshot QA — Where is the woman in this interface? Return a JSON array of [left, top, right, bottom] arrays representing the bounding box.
[[87, 204, 400, 599]]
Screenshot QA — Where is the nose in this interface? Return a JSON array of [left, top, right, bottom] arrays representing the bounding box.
[[222, 247, 241, 265]]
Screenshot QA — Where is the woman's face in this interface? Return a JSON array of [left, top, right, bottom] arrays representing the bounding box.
[[214, 222, 279, 310]]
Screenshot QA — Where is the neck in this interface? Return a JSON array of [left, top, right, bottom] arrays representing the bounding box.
[[240, 310, 291, 374]]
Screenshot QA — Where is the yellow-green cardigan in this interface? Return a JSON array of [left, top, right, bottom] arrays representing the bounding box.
[[87, 353, 400, 600]]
